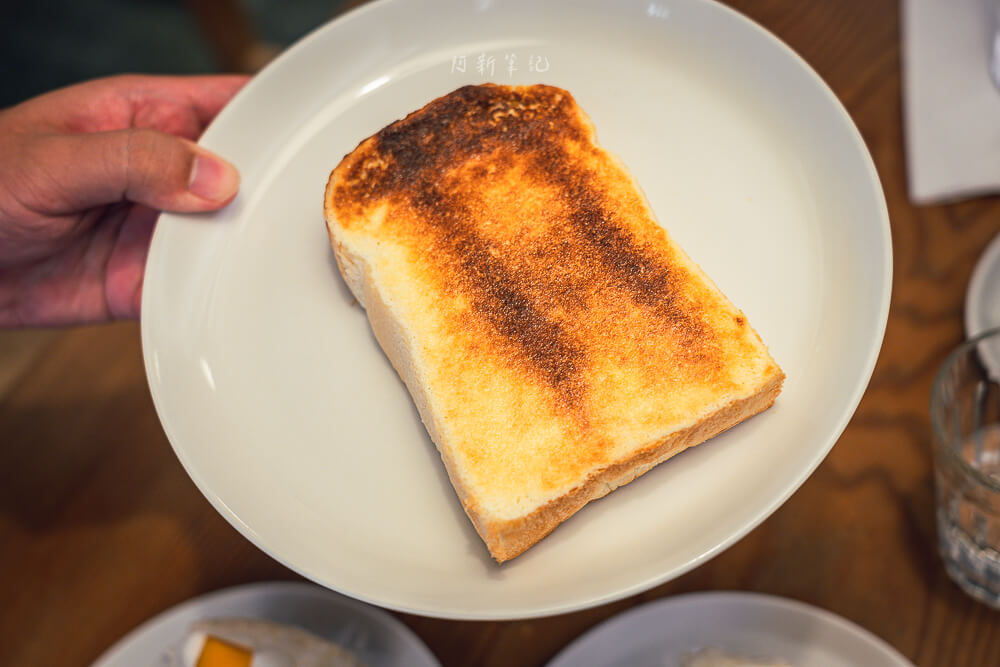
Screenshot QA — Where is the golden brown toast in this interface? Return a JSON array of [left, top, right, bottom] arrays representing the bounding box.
[[324, 83, 784, 563]]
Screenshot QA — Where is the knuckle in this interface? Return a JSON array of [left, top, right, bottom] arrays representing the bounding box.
[[122, 128, 189, 200]]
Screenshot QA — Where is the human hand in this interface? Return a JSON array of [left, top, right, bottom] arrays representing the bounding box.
[[0, 74, 249, 327]]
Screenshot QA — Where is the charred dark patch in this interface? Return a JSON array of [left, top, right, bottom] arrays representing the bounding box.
[[335, 84, 586, 213], [523, 152, 712, 355], [333, 84, 592, 402], [459, 242, 582, 391], [572, 193, 705, 344], [409, 184, 583, 399]]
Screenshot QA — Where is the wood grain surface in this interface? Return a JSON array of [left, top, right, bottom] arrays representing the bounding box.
[[3, 1, 1000, 665]]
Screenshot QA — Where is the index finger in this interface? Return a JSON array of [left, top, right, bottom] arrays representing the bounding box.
[[123, 74, 252, 131], [7, 74, 251, 136]]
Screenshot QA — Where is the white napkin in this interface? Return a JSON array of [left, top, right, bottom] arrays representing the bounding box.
[[903, 0, 1000, 204]]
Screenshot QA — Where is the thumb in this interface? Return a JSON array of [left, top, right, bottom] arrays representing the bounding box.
[[29, 128, 240, 214]]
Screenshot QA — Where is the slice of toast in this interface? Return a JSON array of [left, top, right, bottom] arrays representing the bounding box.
[[324, 84, 784, 563]]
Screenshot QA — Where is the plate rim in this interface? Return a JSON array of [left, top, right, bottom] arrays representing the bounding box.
[[140, 0, 893, 620], [543, 591, 914, 667], [89, 580, 440, 667], [964, 229, 1000, 337]]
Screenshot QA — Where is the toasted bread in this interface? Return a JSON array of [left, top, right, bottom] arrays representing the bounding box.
[[323, 84, 783, 563]]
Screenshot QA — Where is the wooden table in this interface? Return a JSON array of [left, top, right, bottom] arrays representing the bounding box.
[[3, 0, 999, 664]]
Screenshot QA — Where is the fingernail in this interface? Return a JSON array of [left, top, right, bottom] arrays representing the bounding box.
[[188, 152, 240, 202]]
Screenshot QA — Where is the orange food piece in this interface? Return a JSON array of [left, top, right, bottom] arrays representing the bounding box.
[[196, 635, 252, 667]]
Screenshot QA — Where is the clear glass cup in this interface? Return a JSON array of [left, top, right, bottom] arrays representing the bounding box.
[[931, 328, 1000, 608]]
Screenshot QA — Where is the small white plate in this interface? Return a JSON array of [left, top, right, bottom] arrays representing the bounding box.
[[545, 592, 914, 667], [90, 582, 439, 667], [964, 231, 1000, 338], [141, 0, 891, 618], [963, 232, 1000, 377]]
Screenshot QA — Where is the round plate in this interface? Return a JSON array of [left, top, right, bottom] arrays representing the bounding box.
[[545, 592, 913, 667], [141, 0, 891, 618], [963, 232, 1000, 377], [965, 231, 1000, 338], [89, 581, 439, 667]]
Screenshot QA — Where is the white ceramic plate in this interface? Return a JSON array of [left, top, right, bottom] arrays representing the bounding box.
[[965, 231, 1000, 339], [141, 0, 891, 619], [545, 592, 913, 667], [963, 232, 1000, 377], [89, 581, 439, 667]]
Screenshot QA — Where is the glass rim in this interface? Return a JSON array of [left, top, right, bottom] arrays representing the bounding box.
[[930, 326, 1000, 492]]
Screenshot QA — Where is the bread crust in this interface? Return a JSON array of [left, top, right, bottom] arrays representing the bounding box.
[[471, 373, 783, 562], [324, 84, 784, 563]]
